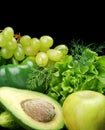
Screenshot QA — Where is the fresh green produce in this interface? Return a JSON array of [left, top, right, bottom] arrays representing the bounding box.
[[0, 26, 69, 95], [20, 35, 31, 47], [1, 26, 105, 130], [35, 52, 49, 67], [2, 26, 14, 41], [39, 35, 53, 52], [14, 44, 25, 61], [47, 48, 105, 105], [47, 49, 64, 62], [0, 64, 33, 88], [0, 27, 18, 59], [0, 57, 45, 91], [27, 65, 53, 93], [68, 39, 105, 59], [0, 26, 68, 68], [0, 56, 54, 93], [62, 90, 105, 130], [54, 44, 69, 56], [0, 111, 21, 129], [0, 87, 64, 130]]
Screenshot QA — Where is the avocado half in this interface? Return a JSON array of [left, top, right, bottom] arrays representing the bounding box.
[[0, 87, 64, 130]]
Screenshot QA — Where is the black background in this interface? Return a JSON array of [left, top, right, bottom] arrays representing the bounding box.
[[1, 2, 105, 47]]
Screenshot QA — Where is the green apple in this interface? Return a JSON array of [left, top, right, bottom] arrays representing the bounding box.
[[62, 90, 105, 130]]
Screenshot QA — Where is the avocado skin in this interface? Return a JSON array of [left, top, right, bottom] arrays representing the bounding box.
[[0, 87, 64, 130]]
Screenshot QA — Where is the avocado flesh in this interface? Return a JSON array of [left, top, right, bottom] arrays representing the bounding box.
[[0, 87, 64, 130]]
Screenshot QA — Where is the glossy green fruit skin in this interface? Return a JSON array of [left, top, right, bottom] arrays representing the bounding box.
[[0, 59, 38, 91], [62, 90, 105, 130]]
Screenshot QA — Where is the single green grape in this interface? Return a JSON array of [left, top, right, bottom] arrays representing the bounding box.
[[39, 47, 50, 52], [40, 35, 53, 49], [54, 44, 68, 56], [30, 37, 40, 49], [47, 49, 63, 61], [2, 26, 14, 41], [20, 35, 31, 47], [14, 44, 25, 61], [24, 45, 36, 56], [30, 38, 40, 54], [35, 52, 48, 67], [0, 33, 6, 47], [6, 37, 17, 50], [22, 56, 36, 64], [1, 47, 14, 59]]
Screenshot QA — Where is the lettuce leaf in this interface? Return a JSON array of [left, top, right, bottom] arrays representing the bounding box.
[[47, 48, 105, 105]]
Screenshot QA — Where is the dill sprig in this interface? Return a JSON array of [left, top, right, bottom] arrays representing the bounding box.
[[26, 66, 53, 93], [68, 39, 105, 60]]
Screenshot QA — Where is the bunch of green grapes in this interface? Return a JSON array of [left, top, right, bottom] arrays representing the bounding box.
[[0, 27, 18, 59], [0, 26, 69, 67], [0, 27, 26, 62]]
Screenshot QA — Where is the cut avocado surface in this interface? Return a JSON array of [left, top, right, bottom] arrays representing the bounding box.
[[0, 87, 64, 130]]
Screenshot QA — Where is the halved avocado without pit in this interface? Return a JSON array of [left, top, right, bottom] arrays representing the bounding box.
[[0, 87, 64, 130]]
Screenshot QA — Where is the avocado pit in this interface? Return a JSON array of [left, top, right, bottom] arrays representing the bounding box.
[[21, 98, 56, 122]]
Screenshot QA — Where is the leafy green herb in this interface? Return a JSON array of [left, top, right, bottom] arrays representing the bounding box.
[[68, 39, 105, 59], [26, 66, 53, 93]]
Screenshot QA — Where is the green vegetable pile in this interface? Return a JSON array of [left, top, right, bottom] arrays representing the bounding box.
[[1, 26, 105, 129], [47, 48, 105, 105]]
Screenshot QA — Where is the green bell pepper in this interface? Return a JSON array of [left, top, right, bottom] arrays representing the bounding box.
[[0, 58, 36, 90]]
